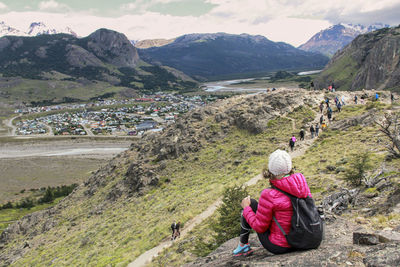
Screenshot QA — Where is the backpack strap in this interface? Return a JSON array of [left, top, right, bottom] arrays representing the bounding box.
[[270, 184, 296, 198], [272, 216, 287, 236]]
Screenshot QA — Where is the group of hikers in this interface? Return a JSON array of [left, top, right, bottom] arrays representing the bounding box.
[[171, 221, 181, 240]]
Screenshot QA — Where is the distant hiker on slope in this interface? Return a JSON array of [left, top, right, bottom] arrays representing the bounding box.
[[320, 115, 324, 125], [354, 95, 358, 104], [299, 129, 305, 141], [233, 149, 319, 256], [289, 135, 296, 152], [391, 93, 394, 103], [171, 221, 177, 240], [315, 123, 320, 137], [319, 102, 324, 113], [310, 125, 315, 139]]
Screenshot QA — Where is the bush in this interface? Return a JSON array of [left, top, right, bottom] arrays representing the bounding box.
[[192, 185, 248, 256], [211, 185, 248, 244], [344, 152, 372, 186]]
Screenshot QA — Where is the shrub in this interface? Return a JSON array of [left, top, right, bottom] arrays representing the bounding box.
[[212, 185, 249, 244], [344, 152, 372, 186]]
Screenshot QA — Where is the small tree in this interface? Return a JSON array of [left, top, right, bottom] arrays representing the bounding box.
[[344, 152, 372, 186], [39, 187, 54, 203], [212, 185, 249, 244], [375, 113, 400, 158]]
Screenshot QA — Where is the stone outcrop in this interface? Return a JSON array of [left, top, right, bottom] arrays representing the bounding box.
[[86, 28, 139, 68], [316, 26, 400, 91], [185, 217, 400, 267]]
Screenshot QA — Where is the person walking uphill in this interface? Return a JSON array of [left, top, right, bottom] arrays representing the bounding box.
[[310, 124, 315, 139], [289, 135, 296, 152], [233, 150, 313, 256], [299, 129, 305, 141]]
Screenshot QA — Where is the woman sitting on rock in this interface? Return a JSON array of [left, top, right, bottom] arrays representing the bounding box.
[[233, 149, 312, 256]]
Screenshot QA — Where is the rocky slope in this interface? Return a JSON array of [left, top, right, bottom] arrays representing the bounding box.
[[0, 89, 398, 266], [315, 26, 400, 92], [134, 38, 175, 49], [138, 33, 329, 80], [298, 23, 389, 57]]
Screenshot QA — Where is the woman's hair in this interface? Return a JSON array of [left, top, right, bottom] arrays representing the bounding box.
[[262, 165, 293, 180]]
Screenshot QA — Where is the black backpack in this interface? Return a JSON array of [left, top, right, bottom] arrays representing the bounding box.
[[272, 186, 324, 250]]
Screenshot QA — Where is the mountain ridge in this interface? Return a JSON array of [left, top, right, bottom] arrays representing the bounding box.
[[138, 32, 329, 80], [298, 23, 390, 57]]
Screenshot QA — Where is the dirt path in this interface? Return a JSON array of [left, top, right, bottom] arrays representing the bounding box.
[[128, 113, 321, 267], [3, 115, 19, 136]]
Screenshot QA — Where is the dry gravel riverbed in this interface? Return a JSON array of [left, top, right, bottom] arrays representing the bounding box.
[[0, 139, 132, 203]]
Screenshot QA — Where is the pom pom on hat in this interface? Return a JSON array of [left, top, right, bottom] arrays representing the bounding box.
[[268, 149, 292, 176]]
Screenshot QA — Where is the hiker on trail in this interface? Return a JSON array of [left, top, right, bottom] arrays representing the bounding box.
[[299, 129, 305, 141], [289, 135, 296, 152], [319, 102, 324, 113], [175, 222, 181, 239], [171, 221, 177, 240], [320, 115, 324, 125], [310, 125, 315, 139], [327, 106, 333, 121], [375, 93, 379, 101], [315, 123, 320, 137], [233, 149, 315, 256], [321, 122, 327, 130], [325, 98, 330, 108], [337, 101, 342, 112], [341, 96, 346, 105], [354, 95, 358, 104], [391, 93, 394, 103], [310, 81, 314, 90], [334, 96, 339, 106], [171, 221, 181, 240]]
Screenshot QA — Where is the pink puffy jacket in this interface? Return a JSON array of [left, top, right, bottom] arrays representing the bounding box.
[[243, 173, 312, 247]]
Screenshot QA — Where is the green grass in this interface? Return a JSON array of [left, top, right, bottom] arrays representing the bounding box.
[[318, 55, 358, 90], [0, 78, 132, 104], [144, 103, 400, 267], [4, 113, 294, 266], [0, 198, 63, 233]]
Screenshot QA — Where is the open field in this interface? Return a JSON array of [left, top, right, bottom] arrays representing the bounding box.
[[0, 139, 132, 203]]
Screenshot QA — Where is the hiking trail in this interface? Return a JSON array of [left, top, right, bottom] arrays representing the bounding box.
[[128, 111, 322, 267]]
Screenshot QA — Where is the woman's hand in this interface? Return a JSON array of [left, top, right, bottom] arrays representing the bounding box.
[[241, 196, 251, 209]]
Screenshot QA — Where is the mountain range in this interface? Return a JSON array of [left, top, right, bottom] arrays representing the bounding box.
[[298, 23, 390, 57], [138, 33, 329, 80], [0, 28, 197, 105], [0, 21, 77, 38]]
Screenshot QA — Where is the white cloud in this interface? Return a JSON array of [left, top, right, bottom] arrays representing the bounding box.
[[1, 0, 399, 47], [38, 0, 69, 12], [0, 2, 7, 10]]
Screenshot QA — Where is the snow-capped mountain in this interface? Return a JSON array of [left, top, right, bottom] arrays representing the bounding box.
[[26, 22, 77, 37], [298, 23, 390, 57], [0, 21, 27, 37], [0, 21, 77, 38]]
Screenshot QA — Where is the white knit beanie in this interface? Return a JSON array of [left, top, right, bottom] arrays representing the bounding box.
[[268, 149, 292, 176]]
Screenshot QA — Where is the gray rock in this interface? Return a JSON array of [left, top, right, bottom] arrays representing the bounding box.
[[353, 230, 379, 245]]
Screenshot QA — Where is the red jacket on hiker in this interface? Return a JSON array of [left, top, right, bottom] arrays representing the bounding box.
[[242, 173, 312, 248]]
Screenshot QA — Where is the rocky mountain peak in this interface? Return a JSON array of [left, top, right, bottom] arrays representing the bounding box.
[[26, 21, 77, 37], [86, 28, 139, 68], [298, 23, 390, 57]]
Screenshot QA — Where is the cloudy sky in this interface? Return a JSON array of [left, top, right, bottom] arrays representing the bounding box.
[[0, 0, 399, 46]]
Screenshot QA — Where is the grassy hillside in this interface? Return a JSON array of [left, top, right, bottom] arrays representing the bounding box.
[[1, 90, 399, 266], [148, 101, 400, 267]]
